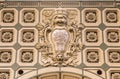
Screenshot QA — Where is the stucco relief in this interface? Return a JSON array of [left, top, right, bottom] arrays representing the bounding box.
[[35, 8, 83, 66]]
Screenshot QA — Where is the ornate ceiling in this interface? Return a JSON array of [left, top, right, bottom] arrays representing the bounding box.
[[0, 1, 120, 79]]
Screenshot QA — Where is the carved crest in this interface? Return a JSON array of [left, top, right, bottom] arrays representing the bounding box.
[[35, 8, 83, 66]]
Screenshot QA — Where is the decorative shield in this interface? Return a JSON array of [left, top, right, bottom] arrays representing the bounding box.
[[35, 8, 83, 66]]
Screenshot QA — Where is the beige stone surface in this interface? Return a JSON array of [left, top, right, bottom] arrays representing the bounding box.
[[0, 1, 120, 79]]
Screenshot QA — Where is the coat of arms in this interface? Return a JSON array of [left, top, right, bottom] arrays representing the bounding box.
[[35, 8, 83, 66]]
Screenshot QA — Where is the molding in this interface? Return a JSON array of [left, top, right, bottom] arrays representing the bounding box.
[[82, 8, 101, 26], [17, 47, 38, 66], [18, 28, 38, 46], [0, 28, 17, 46], [0, 8, 18, 26], [0, 47, 16, 66], [104, 28, 120, 46], [105, 47, 120, 66], [19, 8, 39, 26], [0, 68, 14, 79], [83, 47, 104, 66], [82, 28, 102, 46], [103, 8, 120, 26]]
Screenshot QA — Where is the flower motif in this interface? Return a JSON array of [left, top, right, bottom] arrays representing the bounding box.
[[0, 51, 11, 63], [108, 32, 119, 43], [3, 12, 14, 23], [112, 73, 120, 79], [24, 12, 35, 23], [21, 51, 33, 63], [85, 12, 97, 23], [23, 32, 34, 42], [109, 52, 120, 63], [86, 32, 98, 42], [87, 51, 99, 63], [106, 12, 117, 23], [0, 72, 9, 79], [2, 32, 13, 42]]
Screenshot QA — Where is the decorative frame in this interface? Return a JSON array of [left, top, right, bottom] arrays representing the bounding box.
[[18, 28, 38, 46], [83, 47, 104, 66], [0, 8, 18, 26], [0, 28, 17, 46], [82, 8, 101, 26], [82, 28, 102, 46], [17, 47, 38, 66], [103, 8, 120, 26], [104, 28, 120, 46], [19, 8, 39, 26]]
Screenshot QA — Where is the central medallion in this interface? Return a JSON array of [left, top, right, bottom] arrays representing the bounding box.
[[35, 8, 83, 66]]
